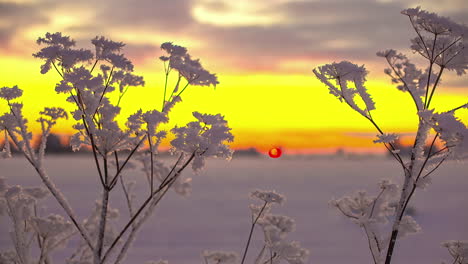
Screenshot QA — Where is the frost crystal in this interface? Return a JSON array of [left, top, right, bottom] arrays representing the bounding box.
[[202, 250, 238, 264], [161, 42, 218, 87], [250, 189, 285, 205], [313, 61, 375, 118], [373, 133, 399, 144], [0, 86, 23, 100]]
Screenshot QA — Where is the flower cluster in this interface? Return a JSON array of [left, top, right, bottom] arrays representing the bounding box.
[[171, 112, 234, 171], [0, 85, 22, 101], [330, 180, 420, 262], [33, 32, 93, 74], [208, 190, 309, 264], [2, 31, 233, 264], [420, 110, 468, 160], [377, 49, 433, 110], [402, 7, 468, 75], [202, 250, 238, 264], [0, 178, 76, 264], [441, 240, 468, 264], [373, 133, 399, 144], [250, 189, 285, 205], [160, 42, 218, 87], [313, 61, 375, 118]]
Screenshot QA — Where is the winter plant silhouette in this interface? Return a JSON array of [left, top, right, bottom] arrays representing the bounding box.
[[0, 33, 309, 264], [0, 6, 467, 264], [313, 7, 468, 264], [0, 33, 234, 264]]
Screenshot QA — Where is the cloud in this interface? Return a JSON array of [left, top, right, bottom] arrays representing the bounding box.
[[1, 0, 467, 88], [0, 1, 49, 51]]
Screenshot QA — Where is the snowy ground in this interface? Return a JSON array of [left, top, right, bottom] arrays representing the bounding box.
[[1, 155, 467, 264]]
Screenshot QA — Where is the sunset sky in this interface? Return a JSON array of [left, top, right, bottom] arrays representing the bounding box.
[[0, 0, 467, 153]]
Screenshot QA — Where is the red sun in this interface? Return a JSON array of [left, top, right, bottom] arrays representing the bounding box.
[[268, 147, 282, 158]]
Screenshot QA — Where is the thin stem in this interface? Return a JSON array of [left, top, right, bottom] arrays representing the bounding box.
[[109, 136, 146, 190], [82, 117, 105, 188], [409, 16, 430, 58], [51, 61, 64, 78], [415, 133, 439, 180], [435, 36, 462, 58], [102, 152, 196, 263], [422, 155, 448, 178], [423, 33, 438, 108], [240, 201, 268, 264], [167, 75, 182, 101], [175, 81, 191, 98], [335, 203, 359, 220], [7, 130, 95, 251], [445, 102, 468, 113], [147, 132, 154, 194], [385, 56, 420, 111], [369, 188, 385, 218], [90, 59, 99, 74], [363, 224, 379, 264], [426, 66, 445, 109], [95, 184, 109, 261], [161, 70, 170, 112], [92, 66, 115, 118]]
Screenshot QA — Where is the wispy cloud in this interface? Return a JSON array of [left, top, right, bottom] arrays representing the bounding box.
[[0, 0, 467, 80]]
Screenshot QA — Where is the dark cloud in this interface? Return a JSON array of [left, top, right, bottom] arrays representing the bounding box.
[[92, 0, 195, 33], [189, 0, 412, 73], [0, 2, 49, 50], [1, 0, 466, 86]]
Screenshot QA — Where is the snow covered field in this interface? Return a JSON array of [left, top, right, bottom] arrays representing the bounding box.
[[1, 156, 467, 264]]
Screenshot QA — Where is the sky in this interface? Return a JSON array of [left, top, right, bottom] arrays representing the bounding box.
[[0, 0, 467, 154]]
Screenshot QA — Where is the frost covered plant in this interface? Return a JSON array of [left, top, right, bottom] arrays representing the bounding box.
[[441, 240, 468, 264], [0, 32, 232, 264], [314, 7, 468, 264], [206, 190, 309, 264]]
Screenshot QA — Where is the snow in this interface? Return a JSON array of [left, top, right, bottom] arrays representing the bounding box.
[[0, 156, 466, 264]]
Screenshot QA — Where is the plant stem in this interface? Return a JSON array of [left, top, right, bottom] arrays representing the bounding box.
[[101, 152, 195, 263], [240, 201, 268, 264]]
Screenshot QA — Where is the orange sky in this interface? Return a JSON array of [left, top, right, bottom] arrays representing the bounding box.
[[0, 0, 467, 154]]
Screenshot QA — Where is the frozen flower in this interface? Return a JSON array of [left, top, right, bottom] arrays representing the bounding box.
[[373, 133, 399, 144], [111, 71, 145, 93], [250, 189, 285, 205], [38, 107, 68, 124], [401, 7, 468, 75], [398, 215, 421, 238], [161, 42, 218, 87], [161, 42, 187, 56], [313, 61, 375, 117], [271, 241, 309, 264], [5, 185, 21, 199], [31, 214, 73, 237], [260, 214, 295, 234], [142, 110, 168, 129], [106, 53, 134, 71], [401, 7, 467, 36], [23, 187, 49, 199], [429, 112, 468, 159], [34, 32, 93, 73], [92, 36, 134, 71], [171, 112, 233, 171], [249, 203, 271, 219], [1, 130, 11, 159], [202, 250, 238, 264], [0, 86, 22, 100], [441, 240, 468, 261]]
